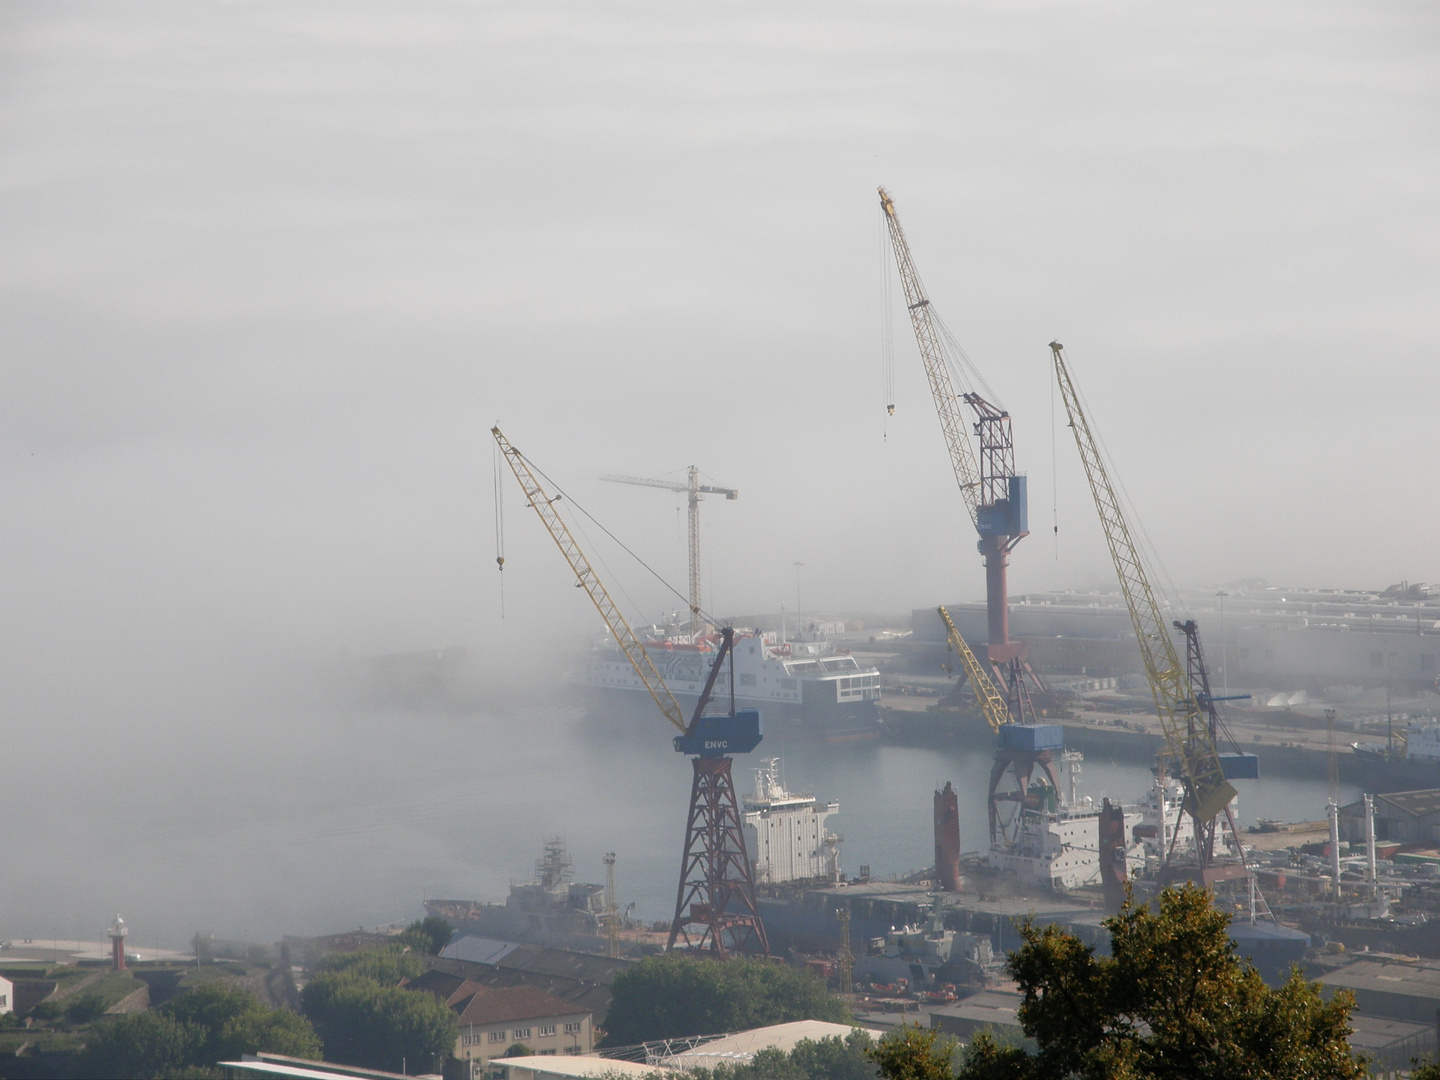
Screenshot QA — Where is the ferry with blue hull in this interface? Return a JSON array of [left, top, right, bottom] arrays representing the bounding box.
[[576, 628, 883, 740]]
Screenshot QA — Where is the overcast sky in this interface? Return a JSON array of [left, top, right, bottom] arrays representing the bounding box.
[[3, 1, 1437, 695]]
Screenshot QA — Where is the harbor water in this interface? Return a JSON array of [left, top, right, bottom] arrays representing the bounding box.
[[2, 696, 1360, 951]]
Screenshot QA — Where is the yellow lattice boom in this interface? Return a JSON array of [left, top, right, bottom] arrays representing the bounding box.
[[492, 425, 687, 734], [879, 187, 983, 526], [1049, 345, 1236, 823], [937, 605, 1011, 734]]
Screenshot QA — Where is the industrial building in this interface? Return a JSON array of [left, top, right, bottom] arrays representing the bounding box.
[[1338, 789, 1440, 846], [919, 582, 1440, 694]]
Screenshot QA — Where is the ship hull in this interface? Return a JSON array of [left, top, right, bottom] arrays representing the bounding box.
[[1350, 747, 1440, 790], [575, 631, 883, 742], [578, 683, 883, 742]]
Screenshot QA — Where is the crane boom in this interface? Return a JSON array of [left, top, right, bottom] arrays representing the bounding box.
[[937, 606, 1010, 734], [1049, 344, 1236, 825], [878, 187, 983, 524], [601, 473, 739, 499], [492, 426, 687, 734], [602, 468, 738, 635]]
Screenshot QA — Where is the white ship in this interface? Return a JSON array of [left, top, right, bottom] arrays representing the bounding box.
[[989, 789, 1143, 891], [577, 627, 883, 739], [743, 758, 842, 885], [987, 764, 1207, 892]]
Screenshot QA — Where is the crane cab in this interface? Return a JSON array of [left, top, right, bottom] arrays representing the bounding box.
[[674, 708, 763, 758]]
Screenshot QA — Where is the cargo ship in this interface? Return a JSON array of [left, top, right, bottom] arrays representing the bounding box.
[[576, 627, 883, 739], [1351, 720, 1440, 787]]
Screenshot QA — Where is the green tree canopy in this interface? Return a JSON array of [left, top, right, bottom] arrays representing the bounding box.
[[600, 953, 850, 1047], [80, 1011, 202, 1079], [82, 982, 320, 1078], [870, 885, 1368, 1080], [315, 944, 428, 985], [164, 982, 321, 1064], [301, 971, 457, 1074], [401, 916, 454, 955], [867, 1026, 958, 1080]]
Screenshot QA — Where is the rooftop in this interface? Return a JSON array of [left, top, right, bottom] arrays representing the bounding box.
[[660, 1020, 861, 1066], [452, 984, 587, 1027], [488, 1055, 668, 1080], [1317, 956, 1440, 1001]]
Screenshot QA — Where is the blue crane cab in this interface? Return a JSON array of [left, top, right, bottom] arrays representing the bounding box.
[[674, 708, 763, 758]]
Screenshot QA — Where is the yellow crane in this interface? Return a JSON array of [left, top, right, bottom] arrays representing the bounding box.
[[492, 425, 686, 734], [492, 425, 768, 956], [1049, 343, 1239, 876], [938, 605, 1061, 845], [601, 467, 738, 636], [937, 605, 1009, 733], [877, 188, 984, 525]]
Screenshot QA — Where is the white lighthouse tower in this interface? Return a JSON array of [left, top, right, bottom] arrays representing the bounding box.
[[108, 915, 128, 971]]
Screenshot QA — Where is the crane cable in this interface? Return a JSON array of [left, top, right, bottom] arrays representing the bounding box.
[[879, 203, 896, 429], [493, 434, 506, 618], [1050, 358, 1059, 559], [1061, 350, 1185, 617], [516, 450, 717, 632]]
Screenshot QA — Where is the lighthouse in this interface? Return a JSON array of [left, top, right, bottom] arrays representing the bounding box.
[[108, 915, 128, 971]]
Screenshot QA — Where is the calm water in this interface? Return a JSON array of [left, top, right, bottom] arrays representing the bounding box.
[[3, 696, 1357, 952]]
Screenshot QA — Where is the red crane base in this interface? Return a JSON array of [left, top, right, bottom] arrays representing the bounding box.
[[667, 756, 769, 958]]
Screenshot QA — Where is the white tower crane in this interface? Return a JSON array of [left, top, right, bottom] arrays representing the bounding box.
[[602, 468, 738, 635]]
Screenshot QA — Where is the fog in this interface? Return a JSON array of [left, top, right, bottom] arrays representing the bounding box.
[[0, 2, 1434, 946]]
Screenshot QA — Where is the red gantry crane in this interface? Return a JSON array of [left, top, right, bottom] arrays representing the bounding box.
[[492, 426, 768, 957], [879, 187, 1041, 722]]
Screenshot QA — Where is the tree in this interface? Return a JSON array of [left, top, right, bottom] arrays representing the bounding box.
[[315, 944, 428, 985], [214, 1005, 323, 1061], [601, 954, 850, 1047], [164, 982, 321, 1064], [401, 916, 454, 956], [83, 983, 320, 1077], [865, 1026, 957, 1080], [869, 885, 1368, 1080], [301, 971, 457, 1073], [80, 1011, 203, 1079]]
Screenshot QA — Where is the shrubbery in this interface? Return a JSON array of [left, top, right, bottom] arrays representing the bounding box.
[[82, 983, 319, 1079], [601, 953, 849, 1047], [301, 947, 456, 1074]]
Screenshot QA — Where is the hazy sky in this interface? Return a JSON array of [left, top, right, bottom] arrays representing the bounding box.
[[4, 2, 1437, 690]]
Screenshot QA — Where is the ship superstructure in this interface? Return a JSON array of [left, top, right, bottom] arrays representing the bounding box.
[[425, 838, 607, 950], [743, 758, 841, 885], [984, 762, 1202, 892], [578, 627, 882, 738], [989, 790, 1139, 891]]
